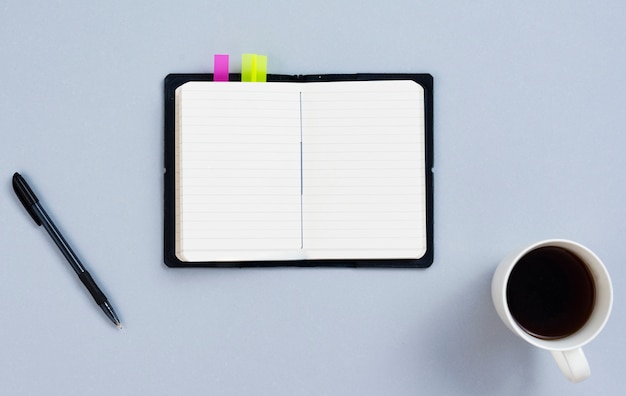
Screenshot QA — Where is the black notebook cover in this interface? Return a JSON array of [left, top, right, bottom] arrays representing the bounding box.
[[164, 73, 433, 268]]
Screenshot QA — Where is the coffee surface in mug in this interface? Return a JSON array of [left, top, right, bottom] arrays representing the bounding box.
[[506, 246, 595, 339]]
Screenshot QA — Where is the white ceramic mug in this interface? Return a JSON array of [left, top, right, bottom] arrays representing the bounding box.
[[492, 239, 612, 383]]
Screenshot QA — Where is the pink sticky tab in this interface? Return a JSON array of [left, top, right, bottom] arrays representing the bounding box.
[[213, 54, 229, 82]]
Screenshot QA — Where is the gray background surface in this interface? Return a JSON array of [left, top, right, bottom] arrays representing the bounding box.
[[1, 1, 625, 395]]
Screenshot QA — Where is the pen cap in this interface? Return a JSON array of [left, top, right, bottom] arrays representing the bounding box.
[[12, 172, 42, 226]]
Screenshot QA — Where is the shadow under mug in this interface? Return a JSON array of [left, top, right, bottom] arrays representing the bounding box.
[[491, 239, 613, 383]]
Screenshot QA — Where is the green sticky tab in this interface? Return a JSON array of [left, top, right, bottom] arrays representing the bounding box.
[[241, 54, 267, 82]]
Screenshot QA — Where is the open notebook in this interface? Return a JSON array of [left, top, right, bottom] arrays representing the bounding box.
[[164, 74, 433, 267]]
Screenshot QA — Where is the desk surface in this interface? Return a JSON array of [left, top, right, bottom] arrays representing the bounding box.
[[1, 2, 625, 395]]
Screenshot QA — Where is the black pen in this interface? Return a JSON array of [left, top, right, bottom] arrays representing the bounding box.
[[12, 172, 122, 329]]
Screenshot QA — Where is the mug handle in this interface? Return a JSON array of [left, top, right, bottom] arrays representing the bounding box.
[[550, 348, 591, 383]]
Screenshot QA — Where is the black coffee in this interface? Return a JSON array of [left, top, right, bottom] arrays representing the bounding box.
[[506, 246, 595, 339]]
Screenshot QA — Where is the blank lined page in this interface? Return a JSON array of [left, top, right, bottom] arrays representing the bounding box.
[[174, 80, 428, 263], [300, 80, 427, 259], [175, 82, 304, 262]]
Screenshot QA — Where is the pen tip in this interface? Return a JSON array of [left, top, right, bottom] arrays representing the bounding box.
[[117, 323, 123, 330]]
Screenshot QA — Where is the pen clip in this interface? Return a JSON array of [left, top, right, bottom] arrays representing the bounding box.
[[12, 172, 42, 226]]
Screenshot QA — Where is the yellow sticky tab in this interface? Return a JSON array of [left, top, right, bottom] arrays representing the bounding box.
[[241, 54, 267, 82], [255, 55, 267, 82], [242, 53, 255, 82]]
